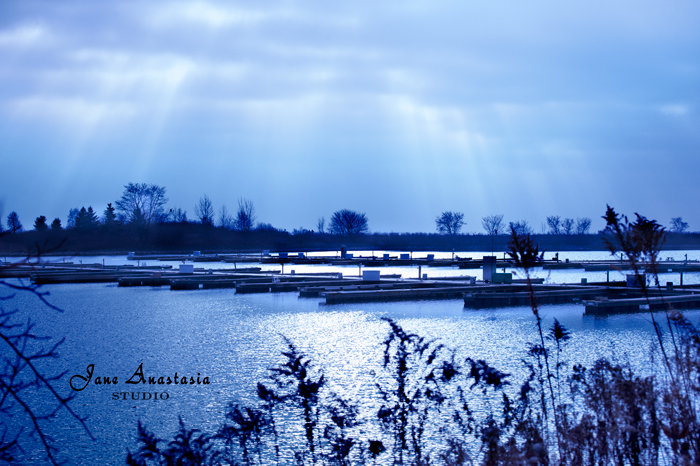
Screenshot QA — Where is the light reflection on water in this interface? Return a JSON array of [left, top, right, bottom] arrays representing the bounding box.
[[4, 252, 700, 464]]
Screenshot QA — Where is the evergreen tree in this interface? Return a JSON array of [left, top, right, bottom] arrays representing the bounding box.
[[75, 207, 99, 230], [34, 215, 48, 232], [51, 218, 62, 230], [103, 203, 117, 229], [6, 212, 22, 233]]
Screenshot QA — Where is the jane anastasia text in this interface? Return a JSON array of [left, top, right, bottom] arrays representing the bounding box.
[[69, 363, 211, 391]]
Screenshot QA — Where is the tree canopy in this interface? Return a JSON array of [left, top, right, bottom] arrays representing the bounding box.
[[6, 212, 22, 233], [115, 183, 168, 224], [329, 209, 369, 235], [34, 215, 48, 232], [235, 198, 256, 232], [435, 211, 465, 235]]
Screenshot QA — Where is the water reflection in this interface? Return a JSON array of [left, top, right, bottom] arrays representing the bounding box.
[[5, 252, 699, 464]]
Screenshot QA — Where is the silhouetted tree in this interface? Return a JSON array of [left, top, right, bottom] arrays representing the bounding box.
[[167, 208, 188, 223], [562, 218, 574, 235], [75, 207, 99, 231], [6, 212, 22, 233], [235, 198, 256, 232], [482, 214, 505, 253], [670, 217, 689, 233], [66, 208, 79, 229], [194, 195, 214, 225], [509, 220, 532, 236], [546, 216, 561, 235], [219, 205, 234, 230], [103, 203, 117, 229], [482, 215, 505, 236], [115, 183, 168, 224], [575, 217, 592, 234], [1, 255, 94, 464], [329, 210, 368, 235], [256, 223, 278, 232], [435, 211, 465, 235], [34, 215, 48, 232], [50, 218, 62, 230], [317, 216, 326, 234]]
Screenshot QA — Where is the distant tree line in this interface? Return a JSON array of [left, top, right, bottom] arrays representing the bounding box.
[[433, 211, 595, 237], [1, 182, 696, 255]]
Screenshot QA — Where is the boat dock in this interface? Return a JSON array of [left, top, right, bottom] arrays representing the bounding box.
[[3, 256, 699, 314]]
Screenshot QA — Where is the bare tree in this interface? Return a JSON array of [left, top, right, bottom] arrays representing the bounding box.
[[562, 218, 575, 235], [482, 215, 505, 236], [329, 209, 369, 235], [509, 220, 533, 236], [115, 183, 168, 224], [316, 216, 326, 234], [67, 208, 79, 229], [167, 208, 188, 223], [219, 205, 234, 230], [482, 214, 505, 253], [435, 211, 465, 235], [575, 217, 592, 235], [0, 256, 94, 463], [670, 217, 689, 233], [546, 215, 561, 235], [194, 195, 214, 225], [235, 198, 256, 232], [6, 212, 22, 233]]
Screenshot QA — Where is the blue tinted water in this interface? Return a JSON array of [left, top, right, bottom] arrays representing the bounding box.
[[3, 251, 699, 464]]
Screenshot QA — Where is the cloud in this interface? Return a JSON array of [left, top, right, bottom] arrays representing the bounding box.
[[1, 0, 700, 231], [659, 104, 690, 117], [0, 25, 46, 46], [145, 1, 274, 29]]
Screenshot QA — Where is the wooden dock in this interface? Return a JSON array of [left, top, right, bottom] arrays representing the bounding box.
[[4, 256, 700, 314], [464, 285, 610, 308], [323, 285, 478, 304], [584, 293, 700, 315]]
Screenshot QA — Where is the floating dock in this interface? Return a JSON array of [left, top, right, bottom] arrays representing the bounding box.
[[584, 293, 700, 315], [3, 255, 699, 315]]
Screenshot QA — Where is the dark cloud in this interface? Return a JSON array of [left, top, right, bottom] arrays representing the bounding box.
[[1, 0, 699, 233]]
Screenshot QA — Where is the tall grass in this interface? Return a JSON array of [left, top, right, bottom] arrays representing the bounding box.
[[127, 209, 700, 466]]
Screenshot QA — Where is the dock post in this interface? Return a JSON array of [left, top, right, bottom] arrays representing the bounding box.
[[681, 271, 684, 286], [419, 265, 422, 280], [606, 270, 609, 283]]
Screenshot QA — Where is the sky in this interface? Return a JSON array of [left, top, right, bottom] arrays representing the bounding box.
[[1, 0, 699, 234]]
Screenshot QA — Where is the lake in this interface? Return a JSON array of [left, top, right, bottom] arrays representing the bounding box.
[[4, 250, 700, 464]]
